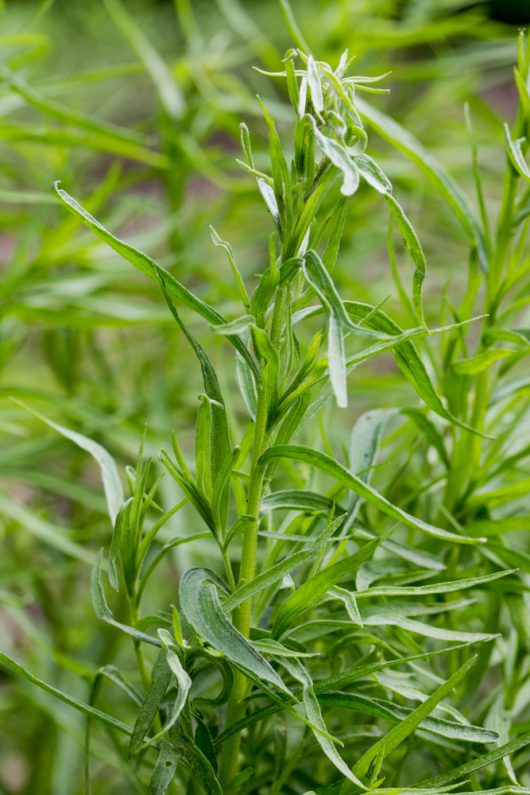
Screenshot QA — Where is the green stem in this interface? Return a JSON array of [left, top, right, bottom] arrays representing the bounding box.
[[218, 384, 269, 788]]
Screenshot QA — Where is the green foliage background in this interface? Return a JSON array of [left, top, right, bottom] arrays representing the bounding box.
[[2, 1, 530, 793]]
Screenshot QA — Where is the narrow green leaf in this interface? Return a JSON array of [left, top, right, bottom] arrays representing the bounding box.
[[302, 251, 383, 350], [320, 692, 497, 743], [357, 97, 488, 270], [0, 491, 94, 565], [356, 569, 515, 598], [344, 301, 484, 434], [91, 550, 161, 647], [328, 313, 347, 407], [211, 447, 239, 533], [150, 743, 181, 795], [0, 651, 132, 736], [0, 121, 169, 167], [307, 55, 324, 116], [283, 658, 367, 790], [260, 445, 483, 544], [0, 62, 148, 145], [362, 611, 498, 644], [157, 630, 192, 736], [172, 733, 223, 795], [15, 400, 123, 523], [129, 650, 171, 757], [195, 396, 213, 498], [261, 489, 337, 514], [209, 227, 250, 308], [312, 126, 360, 196], [505, 123, 530, 181], [236, 351, 258, 420], [258, 177, 281, 229], [273, 534, 384, 637], [349, 409, 393, 482], [349, 655, 478, 785], [402, 408, 450, 468], [418, 732, 530, 788], [385, 194, 426, 327], [454, 348, 512, 375], [53, 184, 258, 377], [223, 543, 326, 613], [210, 315, 255, 336], [354, 153, 393, 194]]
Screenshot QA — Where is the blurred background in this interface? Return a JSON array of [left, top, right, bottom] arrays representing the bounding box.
[[1, 0, 529, 792]]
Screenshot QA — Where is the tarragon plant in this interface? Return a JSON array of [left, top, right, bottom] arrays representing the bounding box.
[[4, 34, 530, 795]]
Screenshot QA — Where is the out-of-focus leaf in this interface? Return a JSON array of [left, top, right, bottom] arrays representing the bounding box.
[[104, 0, 184, 119], [454, 348, 512, 375], [0, 651, 132, 736], [505, 123, 530, 181], [15, 400, 123, 523]]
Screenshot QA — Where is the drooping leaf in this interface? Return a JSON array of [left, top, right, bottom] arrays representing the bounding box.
[[283, 658, 367, 790], [91, 550, 161, 647], [15, 400, 123, 523], [54, 184, 258, 377], [357, 97, 488, 270], [179, 568, 291, 694]]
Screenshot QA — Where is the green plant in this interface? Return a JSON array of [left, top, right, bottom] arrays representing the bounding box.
[[4, 8, 530, 795]]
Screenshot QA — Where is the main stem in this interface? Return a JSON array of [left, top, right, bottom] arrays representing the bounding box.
[[218, 383, 269, 787], [218, 277, 288, 788]]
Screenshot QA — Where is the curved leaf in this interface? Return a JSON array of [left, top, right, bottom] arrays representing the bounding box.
[[54, 183, 258, 378], [179, 568, 291, 695]]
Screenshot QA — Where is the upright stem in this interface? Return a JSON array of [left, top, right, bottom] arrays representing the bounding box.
[[218, 278, 288, 788], [218, 384, 269, 787]]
